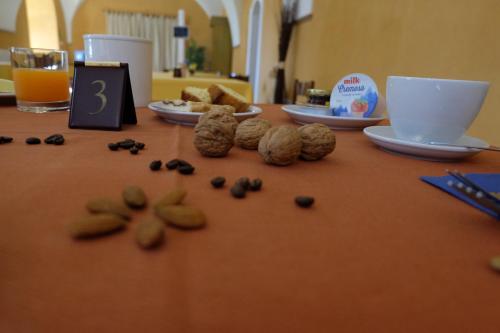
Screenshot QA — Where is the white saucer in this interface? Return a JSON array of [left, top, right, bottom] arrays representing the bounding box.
[[148, 101, 262, 126], [281, 104, 385, 130], [363, 126, 488, 161]]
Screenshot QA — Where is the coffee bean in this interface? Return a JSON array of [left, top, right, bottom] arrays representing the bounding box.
[[135, 142, 145, 150], [149, 160, 162, 171], [295, 196, 314, 208], [237, 177, 250, 190], [177, 159, 192, 167], [249, 178, 263, 191], [53, 136, 65, 145], [211, 176, 226, 188], [230, 183, 246, 198], [0, 136, 13, 144], [108, 143, 119, 151], [44, 134, 63, 144], [178, 165, 194, 175], [118, 139, 135, 149], [120, 142, 135, 149], [26, 137, 41, 145], [130, 147, 139, 155], [166, 159, 179, 170]]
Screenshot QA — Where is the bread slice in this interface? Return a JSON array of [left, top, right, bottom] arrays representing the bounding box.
[[181, 87, 211, 103], [208, 84, 249, 113]]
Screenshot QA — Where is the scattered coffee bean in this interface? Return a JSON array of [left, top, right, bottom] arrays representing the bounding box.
[[295, 196, 315, 208], [118, 139, 135, 149], [53, 136, 65, 145], [26, 137, 41, 145], [490, 256, 500, 272], [249, 178, 263, 191], [0, 136, 13, 144], [211, 176, 226, 188], [44, 137, 55, 144], [130, 147, 139, 155], [149, 160, 162, 171], [237, 177, 250, 190], [108, 143, 119, 151], [44, 134, 63, 144], [135, 142, 145, 150], [177, 159, 192, 167], [178, 165, 195, 175], [166, 159, 179, 170], [230, 183, 246, 198], [121, 142, 135, 149]]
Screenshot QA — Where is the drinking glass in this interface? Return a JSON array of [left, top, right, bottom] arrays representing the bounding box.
[[10, 47, 70, 113]]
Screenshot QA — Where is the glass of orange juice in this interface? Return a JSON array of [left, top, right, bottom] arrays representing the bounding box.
[[10, 47, 70, 113]]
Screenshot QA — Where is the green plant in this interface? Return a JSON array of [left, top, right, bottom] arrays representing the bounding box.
[[186, 40, 205, 71]]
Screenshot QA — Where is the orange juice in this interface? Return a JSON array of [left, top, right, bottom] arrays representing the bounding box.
[[12, 68, 69, 102]]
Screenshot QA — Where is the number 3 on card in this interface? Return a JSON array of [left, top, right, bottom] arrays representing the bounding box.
[[89, 79, 107, 115]]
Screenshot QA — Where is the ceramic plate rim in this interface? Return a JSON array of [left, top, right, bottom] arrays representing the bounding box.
[[363, 125, 489, 152], [282, 104, 385, 121], [148, 101, 262, 117]]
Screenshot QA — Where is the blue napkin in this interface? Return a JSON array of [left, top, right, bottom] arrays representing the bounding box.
[[421, 173, 500, 220]]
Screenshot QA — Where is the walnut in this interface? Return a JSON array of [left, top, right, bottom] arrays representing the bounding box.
[[198, 109, 238, 133], [234, 118, 272, 150], [298, 123, 336, 161], [258, 126, 302, 166], [194, 119, 235, 157]]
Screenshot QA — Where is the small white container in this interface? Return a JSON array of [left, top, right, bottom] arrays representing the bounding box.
[[84, 34, 152, 107]]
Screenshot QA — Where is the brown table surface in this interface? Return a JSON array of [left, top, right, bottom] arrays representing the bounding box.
[[1, 105, 500, 332]]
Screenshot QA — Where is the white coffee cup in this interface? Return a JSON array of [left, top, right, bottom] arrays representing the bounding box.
[[84, 34, 152, 107], [386, 76, 489, 143]]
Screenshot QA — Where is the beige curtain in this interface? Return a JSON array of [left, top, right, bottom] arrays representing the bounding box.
[[106, 11, 178, 71]]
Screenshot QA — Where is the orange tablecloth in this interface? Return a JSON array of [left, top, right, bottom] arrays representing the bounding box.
[[1, 105, 500, 332]]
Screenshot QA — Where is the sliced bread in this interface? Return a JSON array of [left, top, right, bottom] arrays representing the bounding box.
[[208, 84, 249, 113], [181, 86, 211, 103]]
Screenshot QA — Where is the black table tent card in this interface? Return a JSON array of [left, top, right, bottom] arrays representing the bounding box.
[[69, 61, 137, 130]]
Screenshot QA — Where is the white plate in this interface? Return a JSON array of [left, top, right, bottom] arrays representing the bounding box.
[[148, 101, 263, 126], [281, 104, 385, 130], [363, 126, 488, 161]]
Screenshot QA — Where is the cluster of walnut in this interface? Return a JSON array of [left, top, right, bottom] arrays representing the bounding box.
[[258, 123, 335, 165], [193, 109, 237, 157], [193, 110, 336, 165]]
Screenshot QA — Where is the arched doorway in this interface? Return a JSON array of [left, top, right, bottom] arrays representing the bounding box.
[[245, 0, 263, 103]]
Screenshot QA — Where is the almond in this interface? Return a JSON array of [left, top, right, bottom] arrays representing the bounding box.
[[156, 205, 206, 229], [122, 185, 147, 209], [86, 197, 131, 220], [154, 188, 187, 212], [68, 214, 127, 238], [135, 218, 164, 249]]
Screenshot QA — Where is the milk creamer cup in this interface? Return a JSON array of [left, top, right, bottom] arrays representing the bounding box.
[[330, 73, 380, 118]]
